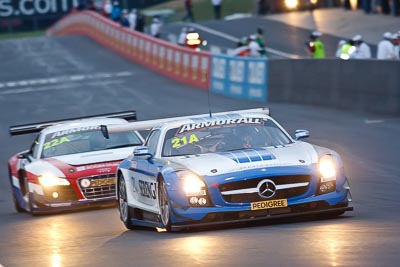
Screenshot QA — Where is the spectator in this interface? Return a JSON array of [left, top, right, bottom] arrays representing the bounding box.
[[381, 0, 390, 14], [350, 35, 371, 59], [182, 0, 195, 22], [377, 32, 396, 59], [128, 9, 137, 31], [211, 0, 222, 20], [87, 0, 97, 11], [120, 9, 130, 27], [111, 1, 121, 22], [231, 36, 250, 57], [248, 35, 262, 57], [307, 31, 325, 58], [178, 27, 188, 46], [392, 33, 400, 59], [257, 0, 270, 15], [103, 0, 112, 17], [392, 0, 400, 16], [339, 39, 356, 60], [135, 11, 145, 33], [335, 40, 346, 58], [362, 0, 371, 13], [77, 0, 88, 11], [255, 27, 267, 57], [150, 17, 162, 38]]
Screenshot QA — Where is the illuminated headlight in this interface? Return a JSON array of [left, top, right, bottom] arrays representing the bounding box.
[[317, 155, 337, 195], [179, 171, 206, 197], [319, 155, 336, 182], [38, 173, 70, 187], [285, 0, 298, 9]]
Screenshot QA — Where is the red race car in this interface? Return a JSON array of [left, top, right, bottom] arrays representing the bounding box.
[[8, 111, 144, 214]]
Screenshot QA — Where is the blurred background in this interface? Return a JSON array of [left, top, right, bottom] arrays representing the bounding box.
[[0, 0, 398, 36]]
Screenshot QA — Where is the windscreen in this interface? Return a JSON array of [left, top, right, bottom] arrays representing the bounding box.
[[162, 118, 292, 157], [41, 126, 142, 158]]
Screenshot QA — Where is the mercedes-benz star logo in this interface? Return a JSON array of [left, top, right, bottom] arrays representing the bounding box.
[[257, 179, 277, 199]]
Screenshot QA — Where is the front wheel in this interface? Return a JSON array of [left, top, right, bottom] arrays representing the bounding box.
[[118, 174, 135, 230], [158, 177, 171, 232]]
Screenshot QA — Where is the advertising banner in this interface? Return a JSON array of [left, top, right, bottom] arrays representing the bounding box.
[[0, 0, 75, 32], [210, 54, 268, 102]]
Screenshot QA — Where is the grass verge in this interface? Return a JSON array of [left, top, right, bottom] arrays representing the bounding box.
[[145, 0, 256, 22], [0, 31, 45, 41]]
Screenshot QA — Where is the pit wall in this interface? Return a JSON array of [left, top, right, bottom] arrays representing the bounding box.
[[269, 59, 400, 116]]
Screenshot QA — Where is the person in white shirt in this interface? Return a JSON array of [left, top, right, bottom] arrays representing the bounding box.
[[377, 32, 396, 59], [248, 35, 262, 57], [211, 0, 222, 19], [103, 0, 112, 17], [350, 35, 371, 59], [150, 17, 162, 38], [178, 27, 187, 46], [128, 9, 137, 31]]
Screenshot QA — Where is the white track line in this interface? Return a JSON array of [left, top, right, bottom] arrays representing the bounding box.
[[0, 72, 133, 90]]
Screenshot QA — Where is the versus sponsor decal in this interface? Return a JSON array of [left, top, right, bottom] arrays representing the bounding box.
[[219, 148, 276, 164], [178, 118, 263, 134]]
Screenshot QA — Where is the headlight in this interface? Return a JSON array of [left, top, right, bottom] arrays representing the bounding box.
[[285, 0, 298, 9], [38, 172, 70, 187], [179, 171, 206, 197], [319, 155, 336, 182]]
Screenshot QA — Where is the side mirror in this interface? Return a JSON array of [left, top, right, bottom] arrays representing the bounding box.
[[133, 146, 153, 160], [295, 129, 310, 141], [17, 151, 30, 159]]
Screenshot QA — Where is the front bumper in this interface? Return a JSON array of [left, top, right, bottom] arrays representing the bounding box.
[[29, 192, 116, 214], [171, 204, 353, 231], [169, 188, 352, 231]]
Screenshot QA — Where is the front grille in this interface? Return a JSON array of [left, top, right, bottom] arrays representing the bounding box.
[[219, 175, 310, 203], [79, 174, 116, 199]]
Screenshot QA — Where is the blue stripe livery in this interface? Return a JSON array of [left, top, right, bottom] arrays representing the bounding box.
[[220, 148, 275, 163]]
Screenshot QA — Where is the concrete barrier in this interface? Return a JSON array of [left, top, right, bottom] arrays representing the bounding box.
[[47, 11, 210, 90], [269, 59, 400, 116]]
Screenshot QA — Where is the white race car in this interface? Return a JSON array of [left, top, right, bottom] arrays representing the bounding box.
[[8, 111, 144, 214], [101, 108, 353, 231]]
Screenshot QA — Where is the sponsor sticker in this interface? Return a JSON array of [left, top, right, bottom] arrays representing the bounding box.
[[90, 178, 116, 187], [76, 162, 119, 172], [178, 117, 263, 134], [251, 199, 288, 211]]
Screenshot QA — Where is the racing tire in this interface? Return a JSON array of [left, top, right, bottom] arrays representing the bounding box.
[[158, 177, 172, 232], [118, 174, 135, 230], [8, 169, 24, 213]]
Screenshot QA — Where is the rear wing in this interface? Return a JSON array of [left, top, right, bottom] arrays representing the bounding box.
[[9, 111, 137, 136], [101, 107, 270, 139]]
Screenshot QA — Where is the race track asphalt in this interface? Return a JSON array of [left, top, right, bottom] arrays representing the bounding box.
[[0, 34, 399, 267]]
